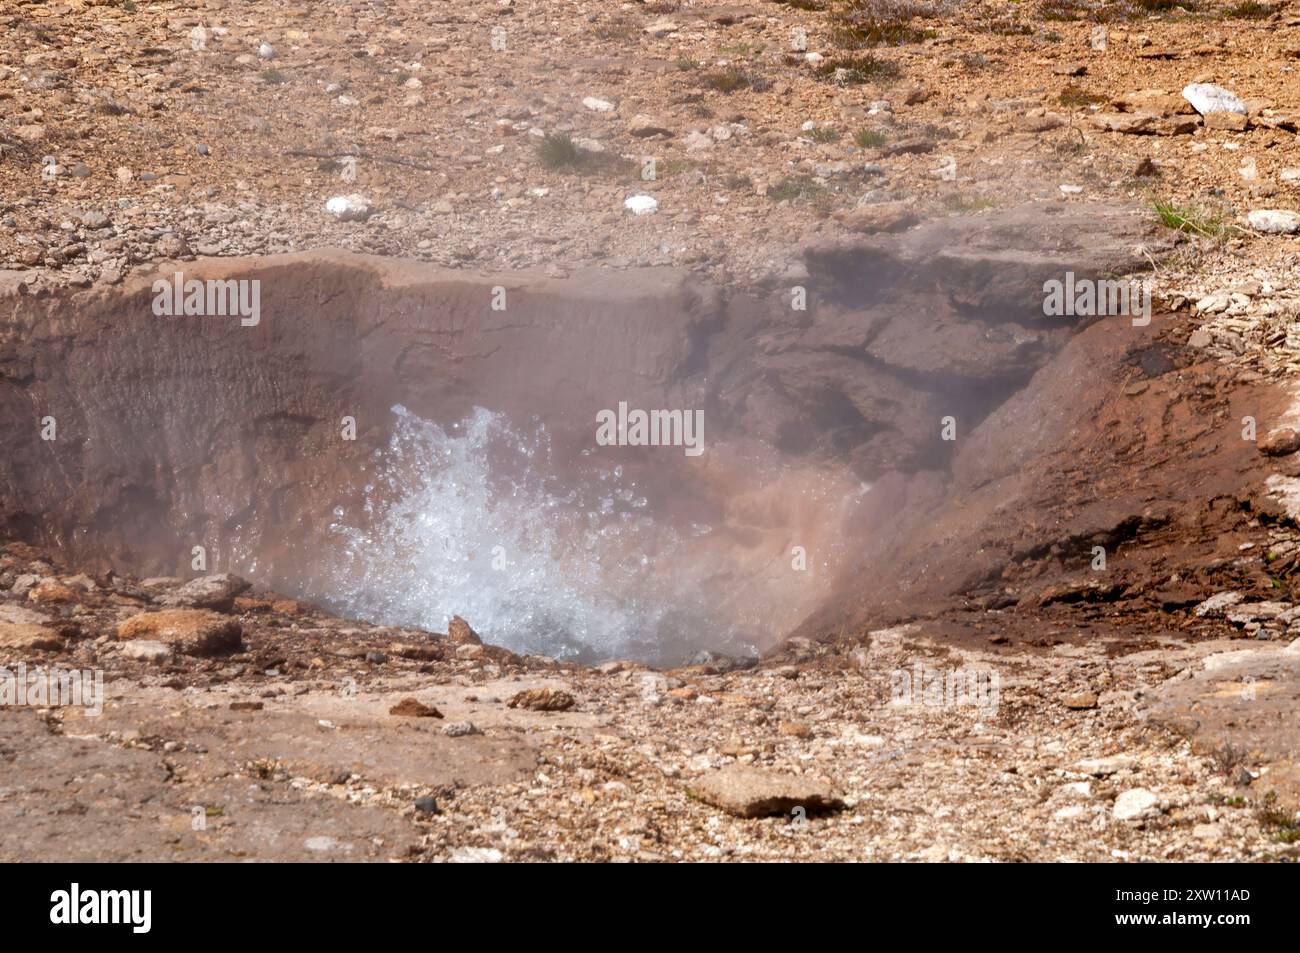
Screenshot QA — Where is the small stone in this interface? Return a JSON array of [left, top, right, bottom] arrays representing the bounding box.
[[1182, 82, 1247, 116], [120, 640, 173, 663], [158, 573, 250, 611], [1261, 428, 1300, 456], [1062, 691, 1099, 710], [1113, 787, 1160, 821], [116, 609, 242, 656], [447, 615, 482, 645], [154, 233, 191, 259], [683, 130, 714, 152], [413, 796, 440, 814], [582, 96, 616, 113], [779, 720, 813, 739], [507, 687, 576, 711], [1072, 755, 1137, 776], [644, 18, 679, 37], [325, 194, 373, 221], [229, 700, 264, 711], [688, 765, 844, 818], [1247, 209, 1300, 235], [1205, 111, 1250, 131], [1195, 591, 1245, 617], [441, 721, 482, 737], [0, 622, 65, 652], [627, 114, 673, 138], [624, 194, 659, 215], [389, 697, 444, 718], [258, 43, 276, 60], [1099, 112, 1198, 135], [837, 201, 920, 234], [27, 579, 77, 604]]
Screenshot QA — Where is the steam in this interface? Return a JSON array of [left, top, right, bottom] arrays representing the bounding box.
[[320, 405, 752, 663]]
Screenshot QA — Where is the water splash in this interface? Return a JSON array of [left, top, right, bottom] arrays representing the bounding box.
[[321, 405, 750, 663]]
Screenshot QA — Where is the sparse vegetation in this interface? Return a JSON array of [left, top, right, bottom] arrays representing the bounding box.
[[806, 126, 843, 143], [1058, 84, 1108, 108], [1039, 0, 1195, 19], [1258, 804, 1300, 843], [813, 54, 902, 85], [1223, 0, 1275, 16], [1153, 198, 1233, 239], [768, 174, 830, 204], [983, 17, 1035, 35], [539, 132, 581, 169], [260, 68, 286, 84], [538, 133, 638, 178], [830, 0, 938, 47], [855, 128, 890, 148], [941, 193, 998, 213], [704, 67, 769, 93]]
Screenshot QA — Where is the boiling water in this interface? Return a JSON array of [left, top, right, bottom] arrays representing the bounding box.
[[315, 405, 865, 664]]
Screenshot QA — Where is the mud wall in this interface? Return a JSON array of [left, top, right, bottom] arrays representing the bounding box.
[[0, 203, 1180, 651]]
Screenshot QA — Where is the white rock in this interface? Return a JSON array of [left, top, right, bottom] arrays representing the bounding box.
[[805, 52, 824, 66], [1225, 600, 1292, 624], [448, 846, 503, 863], [1090, 26, 1108, 51], [1072, 755, 1136, 776], [624, 194, 659, 216], [1182, 83, 1246, 116], [1060, 183, 1084, 195], [645, 18, 679, 37], [1194, 590, 1244, 617], [325, 194, 373, 221], [683, 130, 714, 152], [1247, 209, 1300, 235], [304, 836, 345, 852], [1053, 781, 1093, 801], [120, 640, 173, 662], [582, 96, 616, 113], [1195, 292, 1231, 315], [189, 26, 208, 52], [1113, 788, 1160, 821], [258, 42, 276, 60]]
